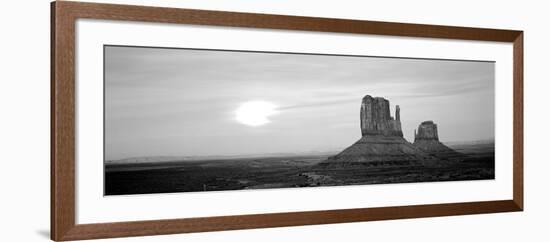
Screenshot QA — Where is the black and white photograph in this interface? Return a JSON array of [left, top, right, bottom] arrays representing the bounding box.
[[4, 1, 545, 241], [104, 45, 495, 196]]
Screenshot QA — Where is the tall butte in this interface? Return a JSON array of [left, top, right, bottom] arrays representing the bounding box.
[[323, 95, 434, 165]]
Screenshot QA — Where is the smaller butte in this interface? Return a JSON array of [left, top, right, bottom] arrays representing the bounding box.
[[413, 121, 465, 161]]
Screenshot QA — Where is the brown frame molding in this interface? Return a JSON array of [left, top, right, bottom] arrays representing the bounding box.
[[51, 1, 523, 241]]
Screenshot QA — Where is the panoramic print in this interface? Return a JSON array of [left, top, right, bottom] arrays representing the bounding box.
[[104, 45, 495, 195]]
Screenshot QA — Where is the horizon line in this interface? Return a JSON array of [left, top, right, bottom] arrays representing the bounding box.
[[105, 138, 495, 162]]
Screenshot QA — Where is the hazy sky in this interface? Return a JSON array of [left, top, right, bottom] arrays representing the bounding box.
[[105, 46, 494, 161]]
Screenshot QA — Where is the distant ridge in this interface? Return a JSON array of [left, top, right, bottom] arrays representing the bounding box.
[[444, 139, 495, 146], [106, 150, 341, 165]]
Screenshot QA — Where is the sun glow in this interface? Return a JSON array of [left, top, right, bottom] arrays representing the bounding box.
[[235, 101, 278, 126]]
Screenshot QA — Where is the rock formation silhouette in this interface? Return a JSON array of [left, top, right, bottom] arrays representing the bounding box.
[[321, 95, 465, 167], [323, 95, 435, 166], [413, 121, 464, 161]]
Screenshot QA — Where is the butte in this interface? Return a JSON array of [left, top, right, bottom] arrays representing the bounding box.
[[321, 95, 436, 167]]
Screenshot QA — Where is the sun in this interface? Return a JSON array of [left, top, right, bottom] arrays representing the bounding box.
[[235, 101, 278, 126]]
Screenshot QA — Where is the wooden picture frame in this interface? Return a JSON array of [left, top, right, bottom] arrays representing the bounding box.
[[51, 1, 523, 241]]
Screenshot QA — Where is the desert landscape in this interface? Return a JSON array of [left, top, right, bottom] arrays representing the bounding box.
[[105, 96, 494, 195], [105, 141, 493, 195]]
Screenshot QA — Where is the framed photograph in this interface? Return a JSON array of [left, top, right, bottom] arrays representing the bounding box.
[[51, 1, 523, 241]]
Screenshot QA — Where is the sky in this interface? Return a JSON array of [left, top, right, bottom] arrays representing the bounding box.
[[104, 45, 495, 161]]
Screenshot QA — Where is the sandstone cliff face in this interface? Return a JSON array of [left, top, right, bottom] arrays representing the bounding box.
[[414, 121, 439, 141], [413, 121, 464, 161], [360, 95, 403, 137]]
